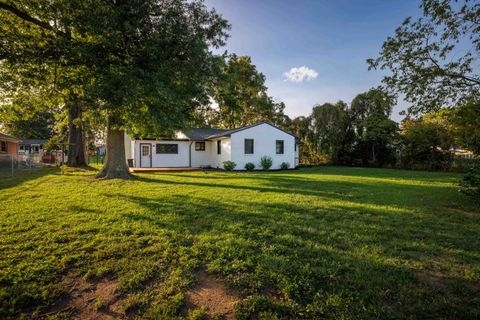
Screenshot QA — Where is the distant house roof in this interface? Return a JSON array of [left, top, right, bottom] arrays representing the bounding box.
[[20, 139, 48, 145], [0, 132, 20, 143]]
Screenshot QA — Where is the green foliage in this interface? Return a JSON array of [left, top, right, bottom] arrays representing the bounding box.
[[459, 167, 480, 204], [259, 156, 273, 170], [368, 0, 480, 114], [449, 99, 480, 155], [280, 162, 290, 170], [400, 116, 453, 170], [223, 161, 236, 171], [212, 54, 288, 128], [0, 167, 478, 319], [350, 89, 398, 166], [0, 0, 230, 176], [244, 162, 255, 171], [310, 102, 349, 163]]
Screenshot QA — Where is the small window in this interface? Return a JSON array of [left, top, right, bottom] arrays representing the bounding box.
[[217, 140, 221, 154], [195, 142, 205, 151], [244, 139, 254, 154], [276, 140, 284, 154], [1, 141, 7, 152], [142, 145, 150, 156], [156, 144, 178, 154]]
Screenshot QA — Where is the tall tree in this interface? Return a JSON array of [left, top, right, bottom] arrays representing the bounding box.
[[351, 89, 398, 166], [0, 2, 93, 166], [213, 54, 283, 128], [0, 0, 229, 178], [367, 0, 480, 113], [310, 101, 349, 163], [400, 115, 454, 170]]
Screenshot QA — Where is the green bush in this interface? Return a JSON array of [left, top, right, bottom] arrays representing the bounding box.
[[280, 162, 290, 170], [245, 162, 255, 171], [459, 167, 480, 204], [259, 156, 273, 170], [452, 158, 480, 173], [223, 161, 236, 171]]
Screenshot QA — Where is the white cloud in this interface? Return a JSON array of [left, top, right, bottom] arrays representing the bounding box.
[[283, 66, 318, 83]]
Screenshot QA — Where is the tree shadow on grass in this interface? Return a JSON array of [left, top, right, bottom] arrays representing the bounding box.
[[0, 167, 59, 190], [104, 191, 479, 319]]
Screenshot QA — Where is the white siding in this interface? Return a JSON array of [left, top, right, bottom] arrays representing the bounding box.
[[133, 140, 190, 167], [191, 141, 214, 167], [210, 138, 231, 169], [230, 123, 296, 170]]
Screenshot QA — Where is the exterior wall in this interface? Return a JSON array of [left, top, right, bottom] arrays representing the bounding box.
[[191, 141, 214, 167], [0, 141, 19, 155], [230, 123, 296, 170], [124, 134, 132, 160], [209, 138, 231, 169], [133, 140, 190, 168]]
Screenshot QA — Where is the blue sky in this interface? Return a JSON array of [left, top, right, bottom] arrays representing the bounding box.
[[204, 0, 423, 122]]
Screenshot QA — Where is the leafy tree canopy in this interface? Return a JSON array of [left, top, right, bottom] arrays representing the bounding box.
[[368, 0, 480, 113]]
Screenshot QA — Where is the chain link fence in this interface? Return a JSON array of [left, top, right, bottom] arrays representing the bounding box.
[[0, 152, 62, 178]]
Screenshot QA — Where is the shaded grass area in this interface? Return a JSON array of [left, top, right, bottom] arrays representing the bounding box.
[[0, 166, 479, 319]]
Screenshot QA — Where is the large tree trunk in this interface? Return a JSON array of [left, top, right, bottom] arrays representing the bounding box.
[[66, 103, 86, 166], [96, 117, 132, 179]]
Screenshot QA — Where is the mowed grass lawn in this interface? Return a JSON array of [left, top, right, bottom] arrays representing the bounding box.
[[0, 166, 479, 319]]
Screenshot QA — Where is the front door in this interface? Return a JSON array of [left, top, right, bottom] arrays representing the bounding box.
[[140, 143, 151, 167]]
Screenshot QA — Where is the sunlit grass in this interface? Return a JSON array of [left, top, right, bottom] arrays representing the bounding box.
[[0, 166, 479, 319]]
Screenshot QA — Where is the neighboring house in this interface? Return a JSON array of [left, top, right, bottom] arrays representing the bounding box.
[[0, 132, 20, 155], [126, 122, 300, 170], [19, 139, 48, 154]]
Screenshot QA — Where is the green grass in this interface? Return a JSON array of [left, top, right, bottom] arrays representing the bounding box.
[[0, 166, 479, 319]]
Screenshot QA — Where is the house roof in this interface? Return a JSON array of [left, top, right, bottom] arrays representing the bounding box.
[[0, 132, 20, 143], [20, 139, 48, 145], [205, 122, 299, 141], [181, 128, 229, 141], [134, 122, 299, 142]]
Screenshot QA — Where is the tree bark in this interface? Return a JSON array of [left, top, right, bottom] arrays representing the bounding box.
[[67, 103, 87, 167], [96, 117, 132, 179]]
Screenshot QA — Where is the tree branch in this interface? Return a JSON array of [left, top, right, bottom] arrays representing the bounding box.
[[0, 2, 69, 38]]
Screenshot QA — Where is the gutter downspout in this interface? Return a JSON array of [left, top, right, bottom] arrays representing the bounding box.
[[189, 141, 193, 167]]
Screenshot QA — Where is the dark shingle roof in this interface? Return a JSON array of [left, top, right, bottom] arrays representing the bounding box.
[[181, 128, 229, 141], [0, 132, 20, 142], [20, 139, 48, 145]]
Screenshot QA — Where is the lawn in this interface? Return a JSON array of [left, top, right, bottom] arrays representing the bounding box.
[[0, 166, 479, 319]]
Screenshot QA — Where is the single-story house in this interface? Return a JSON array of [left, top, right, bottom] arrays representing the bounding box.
[[0, 132, 20, 155], [19, 139, 48, 154], [125, 122, 299, 170]]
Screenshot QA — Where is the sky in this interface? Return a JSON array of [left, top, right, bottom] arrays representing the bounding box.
[[204, 0, 424, 122]]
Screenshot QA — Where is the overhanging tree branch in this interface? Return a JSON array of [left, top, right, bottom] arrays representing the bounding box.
[[0, 2, 68, 38]]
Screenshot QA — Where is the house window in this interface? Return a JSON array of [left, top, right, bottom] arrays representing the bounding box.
[[276, 140, 284, 154], [244, 139, 254, 154], [195, 142, 205, 151], [217, 140, 221, 154], [156, 144, 178, 154], [1, 141, 7, 152], [142, 145, 150, 156]]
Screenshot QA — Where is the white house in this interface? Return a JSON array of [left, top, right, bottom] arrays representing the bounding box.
[[125, 122, 299, 170]]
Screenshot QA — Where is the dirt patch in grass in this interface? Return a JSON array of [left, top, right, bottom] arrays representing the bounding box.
[[34, 275, 125, 319], [417, 271, 448, 291], [446, 207, 480, 218], [184, 270, 240, 319]]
